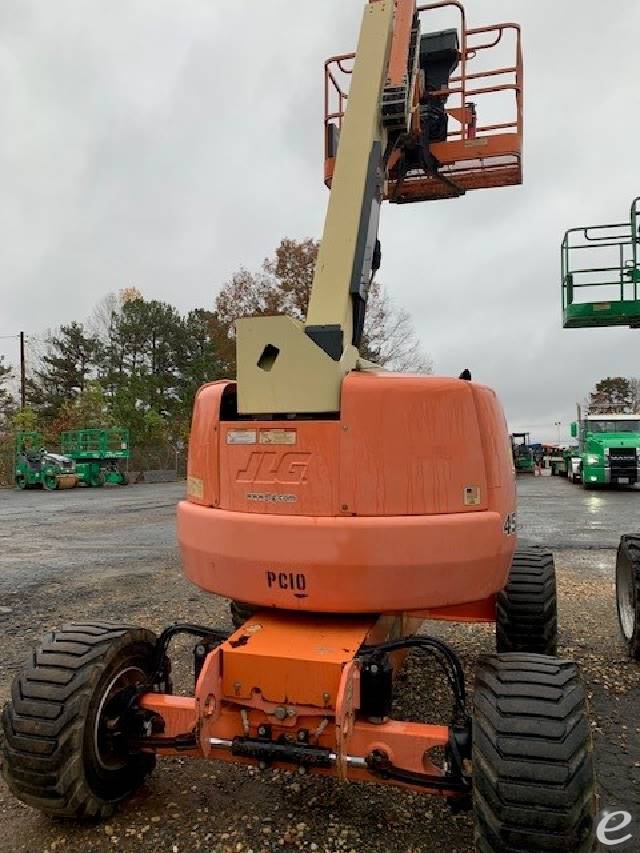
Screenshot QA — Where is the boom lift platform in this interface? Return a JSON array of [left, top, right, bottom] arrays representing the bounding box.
[[324, 1, 523, 203], [2, 3, 596, 850], [562, 196, 640, 328]]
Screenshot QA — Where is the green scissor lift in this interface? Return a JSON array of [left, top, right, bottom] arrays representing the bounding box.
[[561, 195, 640, 661], [60, 428, 130, 487], [562, 196, 640, 328]]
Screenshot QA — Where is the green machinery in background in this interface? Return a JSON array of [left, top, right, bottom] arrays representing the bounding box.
[[561, 194, 640, 660], [570, 412, 640, 488], [562, 196, 640, 328], [510, 432, 536, 473], [14, 431, 78, 491], [60, 428, 130, 487]]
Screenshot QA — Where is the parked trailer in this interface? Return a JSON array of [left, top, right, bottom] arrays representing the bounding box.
[[547, 445, 579, 478], [60, 428, 130, 487]]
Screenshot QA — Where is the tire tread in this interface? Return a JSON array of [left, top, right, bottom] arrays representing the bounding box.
[[2, 623, 156, 819], [473, 653, 596, 853]]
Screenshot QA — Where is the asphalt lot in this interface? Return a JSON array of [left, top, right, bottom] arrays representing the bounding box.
[[517, 474, 640, 551], [0, 476, 638, 852]]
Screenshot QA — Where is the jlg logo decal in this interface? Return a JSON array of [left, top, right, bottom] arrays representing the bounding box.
[[236, 452, 311, 486]]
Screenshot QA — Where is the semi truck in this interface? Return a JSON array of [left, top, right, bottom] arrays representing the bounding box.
[[571, 412, 640, 487]]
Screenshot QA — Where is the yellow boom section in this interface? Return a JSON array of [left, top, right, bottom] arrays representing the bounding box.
[[236, 0, 394, 415]]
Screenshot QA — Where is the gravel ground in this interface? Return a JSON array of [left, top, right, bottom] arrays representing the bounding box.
[[0, 477, 639, 852]]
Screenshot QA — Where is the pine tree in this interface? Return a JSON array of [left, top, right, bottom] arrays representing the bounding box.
[[33, 322, 101, 417]]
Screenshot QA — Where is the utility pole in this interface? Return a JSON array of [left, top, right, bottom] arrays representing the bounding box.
[[19, 331, 26, 410]]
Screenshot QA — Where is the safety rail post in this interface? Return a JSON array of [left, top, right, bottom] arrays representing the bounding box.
[[561, 232, 571, 308], [632, 197, 639, 301]]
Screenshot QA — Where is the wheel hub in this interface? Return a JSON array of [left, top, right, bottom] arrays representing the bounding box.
[[94, 666, 146, 771]]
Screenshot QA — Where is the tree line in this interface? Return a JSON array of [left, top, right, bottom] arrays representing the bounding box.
[[586, 376, 640, 415], [0, 238, 431, 455]]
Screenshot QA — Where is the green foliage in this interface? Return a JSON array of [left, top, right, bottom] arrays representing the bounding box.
[[56, 381, 112, 431], [11, 407, 39, 433], [34, 322, 101, 416], [22, 238, 429, 457], [26, 294, 228, 450]]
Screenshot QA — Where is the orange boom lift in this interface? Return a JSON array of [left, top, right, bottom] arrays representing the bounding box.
[[3, 3, 596, 850]]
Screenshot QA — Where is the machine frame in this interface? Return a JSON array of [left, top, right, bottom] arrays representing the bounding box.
[[2, 3, 596, 849], [60, 427, 130, 487]]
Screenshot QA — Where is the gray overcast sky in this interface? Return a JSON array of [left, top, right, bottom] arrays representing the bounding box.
[[1, 1, 639, 442]]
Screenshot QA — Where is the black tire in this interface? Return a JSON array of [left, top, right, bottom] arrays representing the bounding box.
[[42, 475, 57, 491], [15, 476, 26, 490], [230, 600, 256, 629], [496, 547, 557, 655], [616, 535, 640, 660], [2, 622, 157, 819], [473, 654, 596, 853], [120, 472, 130, 486]]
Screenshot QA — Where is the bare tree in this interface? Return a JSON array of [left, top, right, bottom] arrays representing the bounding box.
[[361, 279, 432, 373], [587, 376, 635, 414], [214, 238, 432, 374]]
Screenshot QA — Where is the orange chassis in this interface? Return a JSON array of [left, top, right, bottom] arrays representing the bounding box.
[[136, 608, 491, 798], [134, 374, 514, 798]]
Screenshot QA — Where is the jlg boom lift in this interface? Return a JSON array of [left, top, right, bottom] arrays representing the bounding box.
[[561, 195, 640, 661], [2, 3, 596, 850]]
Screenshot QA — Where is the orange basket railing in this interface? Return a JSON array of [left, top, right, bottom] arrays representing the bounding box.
[[324, 2, 523, 199]]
